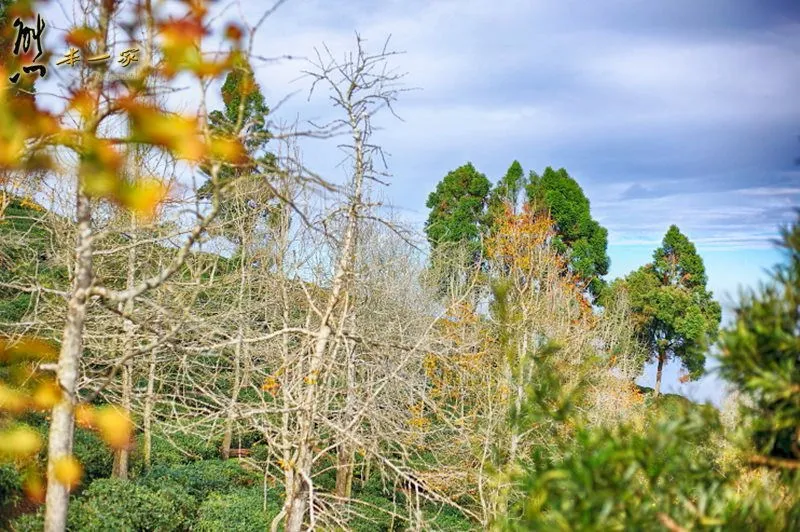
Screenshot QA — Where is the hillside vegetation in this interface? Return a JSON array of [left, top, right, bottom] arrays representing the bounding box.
[[0, 0, 798, 530]]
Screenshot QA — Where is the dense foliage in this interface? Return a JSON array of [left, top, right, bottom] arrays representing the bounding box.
[[425, 162, 492, 261], [610, 225, 722, 395], [526, 167, 610, 297], [718, 219, 800, 465]]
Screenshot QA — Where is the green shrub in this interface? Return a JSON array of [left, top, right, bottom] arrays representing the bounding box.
[[67, 478, 193, 531], [195, 487, 280, 532], [346, 491, 400, 532], [0, 464, 22, 509], [423, 505, 477, 531], [140, 459, 257, 500], [150, 479, 199, 530], [0, 464, 23, 526], [0, 293, 31, 323], [9, 510, 43, 532], [73, 427, 113, 482]]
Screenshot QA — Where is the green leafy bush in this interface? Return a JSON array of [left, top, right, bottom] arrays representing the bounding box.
[[140, 459, 257, 500], [195, 487, 280, 532], [9, 510, 43, 532], [67, 478, 193, 532], [73, 427, 113, 483], [0, 463, 23, 525], [345, 491, 399, 532], [0, 464, 22, 509]]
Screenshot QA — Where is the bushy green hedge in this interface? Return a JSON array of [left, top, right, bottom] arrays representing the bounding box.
[[67, 478, 194, 531], [0, 464, 23, 525], [129, 431, 218, 476], [140, 459, 258, 500], [195, 487, 280, 532], [9, 510, 43, 532], [0, 464, 22, 507], [73, 428, 113, 483]]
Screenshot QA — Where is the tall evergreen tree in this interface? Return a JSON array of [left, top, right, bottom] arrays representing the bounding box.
[[526, 167, 609, 297], [487, 160, 525, 228], [614, 225, 721, 397], [424, 162, 491, 262], [198, 59, 276, 246]]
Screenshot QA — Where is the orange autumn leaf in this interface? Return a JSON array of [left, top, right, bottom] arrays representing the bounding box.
[[224, 23, 244, 42], [191, 58, 231, 79], [65, 26, 102, 48], [0, 131, 25, 168], [182, 0, 210, 18], [261, 376, 279, 395], [94, 406, 133, 449], [7, 1, 36, 19], [158, 19, 207, 78], [74, 403, 95, 429], [159, 19, 206, 49], [53, 456, 82, 490], [124, 103, 206, 161], [22, 471, 45, 503], [68, 89, 97, 121]]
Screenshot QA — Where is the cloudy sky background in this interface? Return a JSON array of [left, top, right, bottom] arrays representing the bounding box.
[[36, 0, 800, 403]]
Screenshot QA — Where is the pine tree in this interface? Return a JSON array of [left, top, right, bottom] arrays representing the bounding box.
[[616, 225, 721, 397], [424, 162, 491, 263], [198, 58, 276, 246], [526, 167, 609, 297]]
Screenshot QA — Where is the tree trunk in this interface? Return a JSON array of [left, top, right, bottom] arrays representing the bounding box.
[[44, 191, 93, 532], [113, 215, 136, 479], [654, 350, 666, 398], [111, 361, 131, 479], [284, 474, 310, 532], [143, 348, 157, 469], [222, 243, 248, 460], [284, 125, 363, 531], [335, 342, 356, 499], [221, 330, 243, 460]]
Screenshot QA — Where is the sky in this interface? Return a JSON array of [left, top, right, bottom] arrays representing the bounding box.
[[30, 0, 800, 404]]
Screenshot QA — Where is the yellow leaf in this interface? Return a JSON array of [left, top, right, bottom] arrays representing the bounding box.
[[261, 376, 279, 394], [0, 337, 59, 363], [0, 427, 42, 458], [122, 179, 168, 220], [210, 136, 247, 165], [124, 102, 206, 162], [0, 383, 29, 413], [68, 89, 97, 121], [94, 406, 133, 449], [31, 379, 62, 410], [53, 456, 82, 489]]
